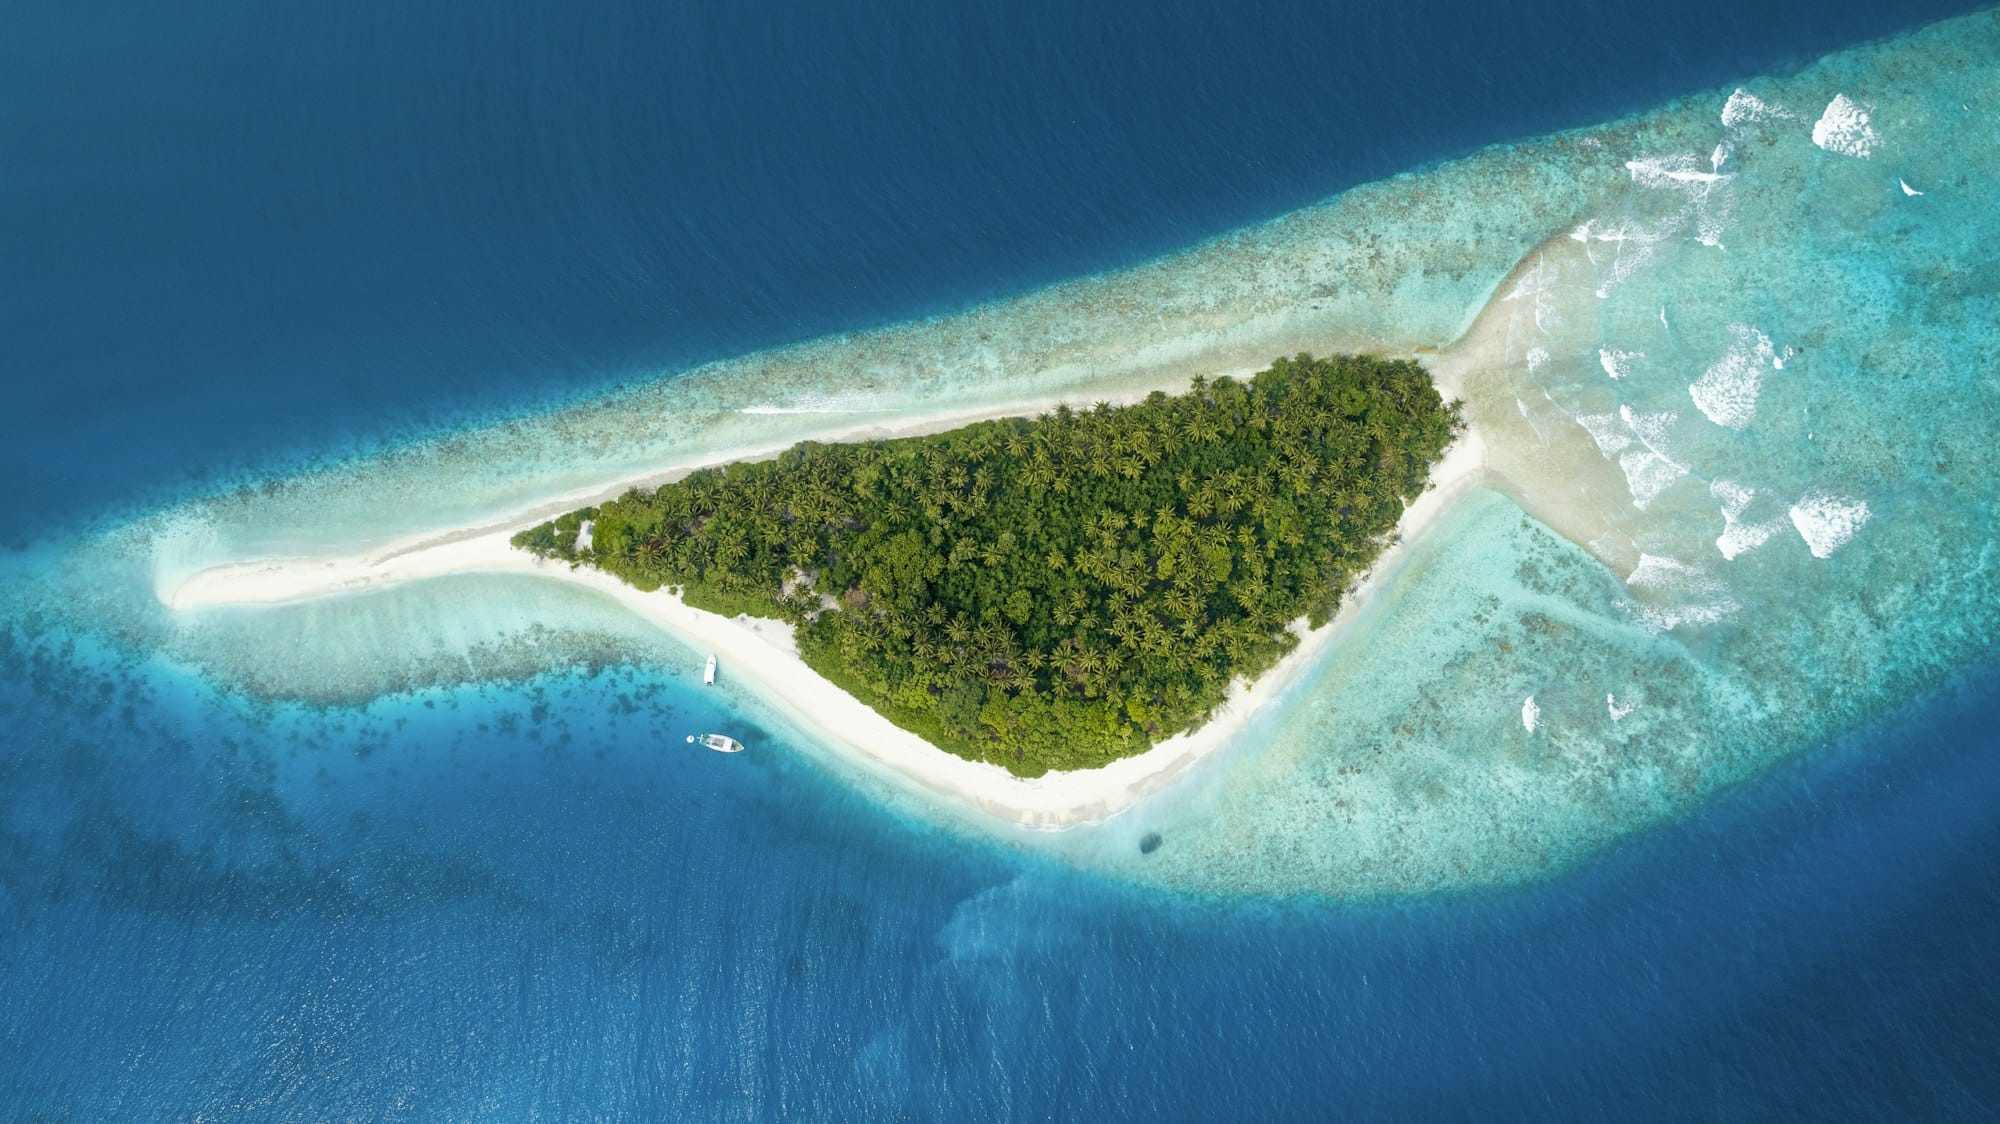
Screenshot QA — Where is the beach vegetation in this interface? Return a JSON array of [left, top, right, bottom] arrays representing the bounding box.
[[513, 354, 1459, 775]]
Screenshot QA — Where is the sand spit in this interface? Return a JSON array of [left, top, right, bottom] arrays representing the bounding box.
[[167, 379, 1488, 828]]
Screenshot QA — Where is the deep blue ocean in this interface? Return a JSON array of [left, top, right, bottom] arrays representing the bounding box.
[[4, 0, 1998, 1118]]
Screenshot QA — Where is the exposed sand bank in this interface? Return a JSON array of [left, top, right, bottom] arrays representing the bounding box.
[[166, 378, 1488, 828]]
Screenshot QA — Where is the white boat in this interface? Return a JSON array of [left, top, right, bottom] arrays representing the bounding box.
[[687, 733, 744, 753], [703, 654, 717, 685]]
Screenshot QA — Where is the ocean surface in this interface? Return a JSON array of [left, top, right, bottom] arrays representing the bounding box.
[[5, 1, 2000, 1118]]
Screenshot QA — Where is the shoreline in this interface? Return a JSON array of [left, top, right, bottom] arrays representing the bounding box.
[[205, 372, 1259, 585], [165, 380, 1488, 828]]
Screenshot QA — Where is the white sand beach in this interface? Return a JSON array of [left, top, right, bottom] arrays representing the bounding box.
[[166, 378, 1487, 828]]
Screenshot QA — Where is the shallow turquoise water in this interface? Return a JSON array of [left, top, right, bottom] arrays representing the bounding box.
[[4, 5, 2000, 1117], [1054, 18, 2000, 894], [68, 12, 2000, 901]]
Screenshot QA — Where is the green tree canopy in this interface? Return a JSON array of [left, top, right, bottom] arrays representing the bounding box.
[[515, 354, 1460, 776]]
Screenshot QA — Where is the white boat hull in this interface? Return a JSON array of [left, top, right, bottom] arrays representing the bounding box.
[[687, 733, 744, 753]]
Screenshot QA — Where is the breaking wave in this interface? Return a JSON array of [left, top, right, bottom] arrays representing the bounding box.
[[1624, 552, 1742, 631], [1688, 324, 1782, 429], [1812, 93, 1881, 158], [1789, 488, 1873, 557], [1720, 87, 1797, 128], [1598, 347, 1643, 380], [1616, 405, 1690, 510], [1711, 478, 1788, 560]]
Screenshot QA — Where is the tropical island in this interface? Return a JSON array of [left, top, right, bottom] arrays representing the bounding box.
[[513, 354, 1459, 775]]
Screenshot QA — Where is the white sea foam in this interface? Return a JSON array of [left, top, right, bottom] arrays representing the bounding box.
[[1625, 154, 1731, 188], [1624, 552, 1741, 631], [1525, 346, 1550, 372], [1711, 477, 1757, 520], [1812, 94, 1880, 158], [1598, 348, 1643, 380], [1619, 451, 1687, 510], [1626, 552, 1711, 591], [1625, 152, 1737, 249], [1634, 601, 1740, 631], [1615, 405, 1689, 509], [1575, 413, 1633, 458], [1720, 88, 1795, 128], [1521, 695, 1541, 733], [1718, 520, 1782, 561], [1618, 405, 1679, 454], [1503, 252, 1566, 334], [1571, 216, 1673, 297], [1689, 324, 1780, 428], [1789, 489, 1872, 558], [1710, 478, 1786, 560], [1607, 693, 1637, 721]]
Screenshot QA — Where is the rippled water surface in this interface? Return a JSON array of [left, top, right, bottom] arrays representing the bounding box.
[[4, 1, 1999, 1117]]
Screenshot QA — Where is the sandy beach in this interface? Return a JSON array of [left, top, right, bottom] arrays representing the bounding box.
[[166, 380, 1488, 828]]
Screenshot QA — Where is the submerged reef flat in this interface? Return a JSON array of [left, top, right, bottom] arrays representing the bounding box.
[[1065, 13, 2000, 895], [21, 12, 2000, 893], [156, 370, 1486, 827], [126, 101, 1617, 581]]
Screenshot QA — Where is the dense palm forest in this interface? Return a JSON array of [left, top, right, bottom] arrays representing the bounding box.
[[515, 354, 1459, 775]]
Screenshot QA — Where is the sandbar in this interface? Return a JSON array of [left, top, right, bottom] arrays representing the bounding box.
[[165, 374, 1488, 828]]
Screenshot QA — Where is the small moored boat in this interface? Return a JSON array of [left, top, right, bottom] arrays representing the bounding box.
[[703, 654, 717, 685], [687, 733, 745, 754]]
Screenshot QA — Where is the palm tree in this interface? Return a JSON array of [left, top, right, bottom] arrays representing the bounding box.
[[1130, 429, 1156, 465]]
